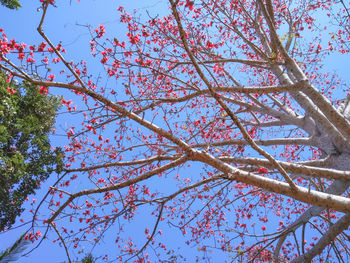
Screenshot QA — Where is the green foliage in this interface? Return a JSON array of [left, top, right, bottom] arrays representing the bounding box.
[[68, 253, 96, 263], [0, 72, 63, 231], [81, 254, 95, 263], [0, 0, 21, 10]]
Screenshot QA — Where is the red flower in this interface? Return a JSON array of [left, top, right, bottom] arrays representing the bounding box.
[[26, 57, 35, 63], [7, 87, 17, 94], [18, 52, 25, 60], [94, 24, 106, 38], [48, 74, 55, 81], [185, 0, 194, 10], [142, 30, 149, 37], [39, 86, 48, 95], [40, 0, 55, 4], [258, 167, 268, 174], [126, 33, 140, 45]]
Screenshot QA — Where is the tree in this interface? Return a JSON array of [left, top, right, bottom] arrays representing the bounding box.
[[1, 0, 350, 262], [0, 72, 63, 231]]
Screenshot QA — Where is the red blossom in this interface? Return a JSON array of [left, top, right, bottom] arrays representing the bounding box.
[[39, 86, 49, 95], [94, 24, 106, 38], [18, 52, 25, 60], [37, 42, 47, 52], [258, 167, 268, 174], [40, 0, 55, 4], [126, 33, 140, 45], [26, 57, 35, 63], [48, 74, 55, 81], [7, 87, 17, 94], [185, 0, 194, 10]]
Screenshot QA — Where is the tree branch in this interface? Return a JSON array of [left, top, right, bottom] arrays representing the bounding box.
[[291, 213, 350, 263], [47, 156, 188, 224], [170, 0, 297, 191]]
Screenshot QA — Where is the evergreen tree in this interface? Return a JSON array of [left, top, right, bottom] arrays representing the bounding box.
[[0, 72, 63, 231]]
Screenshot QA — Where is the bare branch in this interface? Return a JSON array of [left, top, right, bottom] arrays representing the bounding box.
[[47, 156, 188, 224], [195, 137, 313, 148], [64, 155, 178, 172], [220, 156, 350, 181]]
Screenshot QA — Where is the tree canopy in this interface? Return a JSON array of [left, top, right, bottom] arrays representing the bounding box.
[[1, 0, 350, 262], [0, 72, 62, 231], [0, 0, 21, 10]]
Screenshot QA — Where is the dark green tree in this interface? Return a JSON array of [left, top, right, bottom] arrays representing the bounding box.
[[0, 0, 21, 10], [0, 72, 63, 231]]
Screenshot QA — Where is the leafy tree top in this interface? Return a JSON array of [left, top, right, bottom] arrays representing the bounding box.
[[0, 0, 21, 10], [0, 72, 63, 231]]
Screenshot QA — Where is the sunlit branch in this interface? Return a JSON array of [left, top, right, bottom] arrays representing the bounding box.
[[0, 55, 31, 79], [220, 156, 350, 181], [171, 58, 282, 68], [158, 82, 305, 104], [216, 82, 303, 93], [266, 93, 298, 117], [248, 92, 303, 124], [258, 0, 350, 142], [273, 180, 350, 260], [170, 0, 297, 191], [220, 95, 305, 128], [191, 150, 350, 212], [194, 137, 313, 148], [272, 65, 349, 145], [296, 157, 333, 167], [243, 120, 291, 127], [37, 3, 87, 90]]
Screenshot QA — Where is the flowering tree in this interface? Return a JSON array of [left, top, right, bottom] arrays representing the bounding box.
[[1, 0, 350, 262]]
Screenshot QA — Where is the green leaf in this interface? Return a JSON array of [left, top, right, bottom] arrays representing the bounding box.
[[0, 71, 62, 231], [0, 0, 21, 10]]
